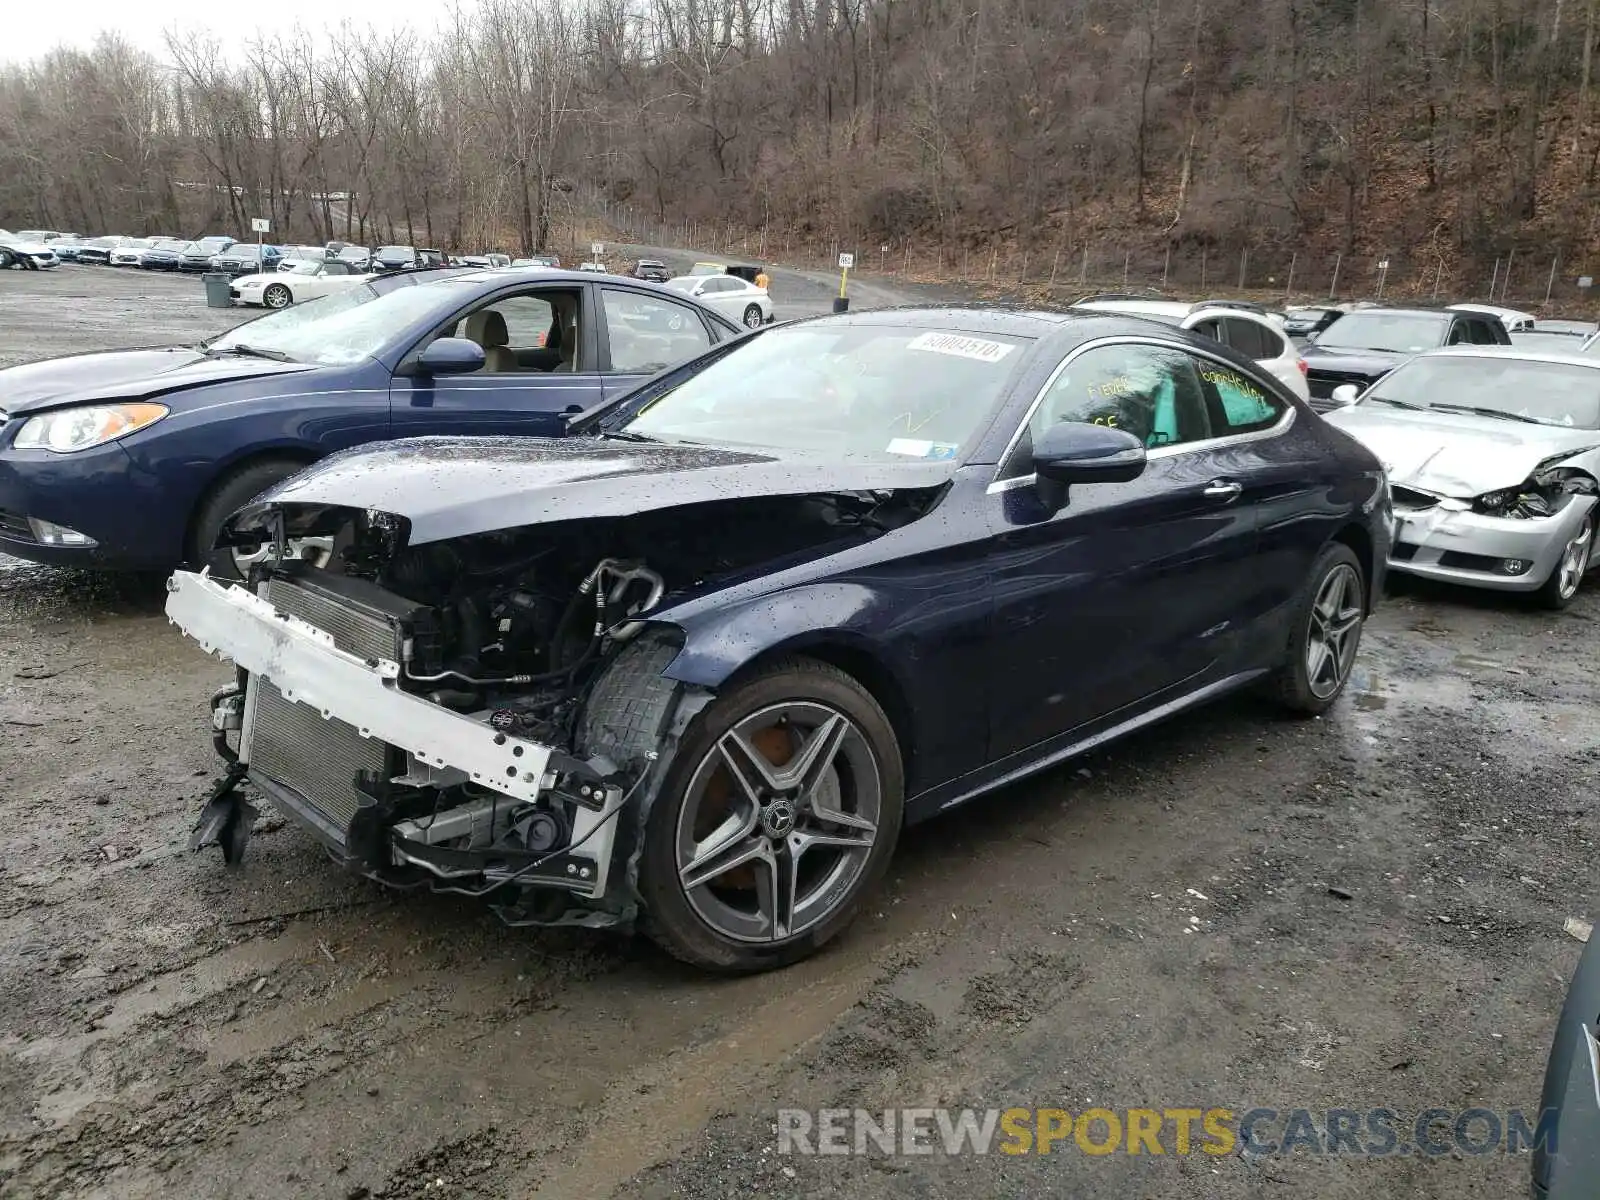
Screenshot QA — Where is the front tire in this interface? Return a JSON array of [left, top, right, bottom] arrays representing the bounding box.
[[262, 283, 292, 309], [583, 645, 904, 972], [1537, 511, 1594, 609], [187, 458, 308, 582], [742, 303, 764, 329], [1268, 542, 1366, 715]]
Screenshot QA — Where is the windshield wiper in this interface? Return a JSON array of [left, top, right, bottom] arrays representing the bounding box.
[[600, 429, 660, 443], [210, 343, 294, 362], [1366, 396, 1424, 411], [1429, 402, 1547, 425]]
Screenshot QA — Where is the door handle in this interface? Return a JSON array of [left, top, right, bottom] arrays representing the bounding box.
[[1203, 480, 1243, 501]]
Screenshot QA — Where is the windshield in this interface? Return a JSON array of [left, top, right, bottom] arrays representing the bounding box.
[[378, 246, 413, 257], [619, 324, 1029, 459], [1316, 312, 1447, 353], [286, 260, 322, 276], [663, 278, 697, 293], [206, 282, 451, 366], [1362, 356, 1600, 428]]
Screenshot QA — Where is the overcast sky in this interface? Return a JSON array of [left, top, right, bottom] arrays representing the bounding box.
[[0, 1, 442, 65]]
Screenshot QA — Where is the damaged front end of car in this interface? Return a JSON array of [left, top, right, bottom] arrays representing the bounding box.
[[164, 444, 946, 930], [1387, 453, 1600, 590]]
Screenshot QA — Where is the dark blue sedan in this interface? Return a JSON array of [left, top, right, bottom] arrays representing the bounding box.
[[164, 307, 1391, 971], [0, 269, 742, 574]]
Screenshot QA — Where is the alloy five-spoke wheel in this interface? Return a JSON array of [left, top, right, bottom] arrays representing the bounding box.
[[1269, 541, 1366, 715], [1538, 513, 1594, 609], [601, 651, 905, 972], [1558, 523, 1592, 599], [674, 701, 881, 944], [1305, 562, 1363, 700]]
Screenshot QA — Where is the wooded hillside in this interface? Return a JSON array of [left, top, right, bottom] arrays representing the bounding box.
[[1, 0, 1595, 294]]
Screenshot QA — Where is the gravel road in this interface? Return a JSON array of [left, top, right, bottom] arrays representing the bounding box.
[[0, 264, 1594, 1200]]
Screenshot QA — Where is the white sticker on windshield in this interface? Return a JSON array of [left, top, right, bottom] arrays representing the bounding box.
[[885, 438, 960, 459], [905, 331, 1015, 363]]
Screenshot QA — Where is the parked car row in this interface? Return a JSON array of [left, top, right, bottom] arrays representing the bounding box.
[[1, 226, 569, 277]]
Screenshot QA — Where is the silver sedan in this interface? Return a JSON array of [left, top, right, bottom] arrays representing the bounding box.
[[1323, 347, 1600, 607]]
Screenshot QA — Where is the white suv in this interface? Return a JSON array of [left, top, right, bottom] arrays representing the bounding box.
[[1070, 296, 1310, 401]]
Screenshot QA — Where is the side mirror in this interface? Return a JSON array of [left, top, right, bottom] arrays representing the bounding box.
[[1330, 383, 1362, 406], [1031, 421, 1146, 512], [416, 337, 485, 376]]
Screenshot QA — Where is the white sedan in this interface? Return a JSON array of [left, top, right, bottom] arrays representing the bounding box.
[[0, 234, 59, 269], [231, 259, 373, 308], [110, 238, 153, 267], [664, 274, 773, 329]]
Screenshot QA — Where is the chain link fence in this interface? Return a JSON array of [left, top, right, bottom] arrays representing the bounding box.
[[596, 200, 1599, 314]]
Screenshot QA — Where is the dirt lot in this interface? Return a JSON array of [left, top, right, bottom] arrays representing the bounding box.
[[1, 264, 1596, 1200]]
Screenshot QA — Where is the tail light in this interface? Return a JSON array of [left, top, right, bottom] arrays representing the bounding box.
[[1297, 358, 1309, 375]]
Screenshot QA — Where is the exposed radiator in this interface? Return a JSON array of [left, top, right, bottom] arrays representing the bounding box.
[[240, 574, 402, 834]]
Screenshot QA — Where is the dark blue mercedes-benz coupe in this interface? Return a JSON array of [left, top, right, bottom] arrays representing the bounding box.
[[164, 306, 1391, 972], [0, 268, 741, 576]]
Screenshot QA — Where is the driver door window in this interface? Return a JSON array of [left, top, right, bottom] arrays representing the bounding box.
[[441, 289, 581, 373], [1022, 343, 1212, 463]]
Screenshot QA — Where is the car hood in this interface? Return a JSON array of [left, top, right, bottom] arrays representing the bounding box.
[[1300, 345, 1409, 374], [3, 238, 52, 253], [227, 436, 955, 545], [1323, 405, 1600, 496], [0, 348, 318, 417]]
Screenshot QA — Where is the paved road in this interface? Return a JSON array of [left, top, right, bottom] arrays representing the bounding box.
[[609, 241, 946, 321], [0, 265, 1592, 1200]]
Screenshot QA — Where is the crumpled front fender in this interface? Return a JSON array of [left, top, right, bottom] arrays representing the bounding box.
[[651, 581, 892, 689]]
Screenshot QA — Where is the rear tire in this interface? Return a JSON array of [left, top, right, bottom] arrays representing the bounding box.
[[263, 283, 292, 309], [741, 304, 763, 329], [186, 458, 308, 582], [1536, 511, 1594, 610], [1267, 542, 1366, 715], [581, 642, 903, 973]]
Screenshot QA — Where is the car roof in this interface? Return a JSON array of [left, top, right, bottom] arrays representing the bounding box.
[[781, 305, 1249, 349], [1333, 306, 1453, 318], [1073, 299, 1192, 318], [1072, 297, 1272, 320], [1448, 302, 1533, 318], [1413, 346, 1600, 368]]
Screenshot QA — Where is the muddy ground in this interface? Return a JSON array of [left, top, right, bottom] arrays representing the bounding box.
[[0, 263, 1595, 1200]]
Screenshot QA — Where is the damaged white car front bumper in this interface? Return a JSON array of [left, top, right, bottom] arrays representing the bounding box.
[[1389, 492, 1597, 592], [164, 569, 619, 897]]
